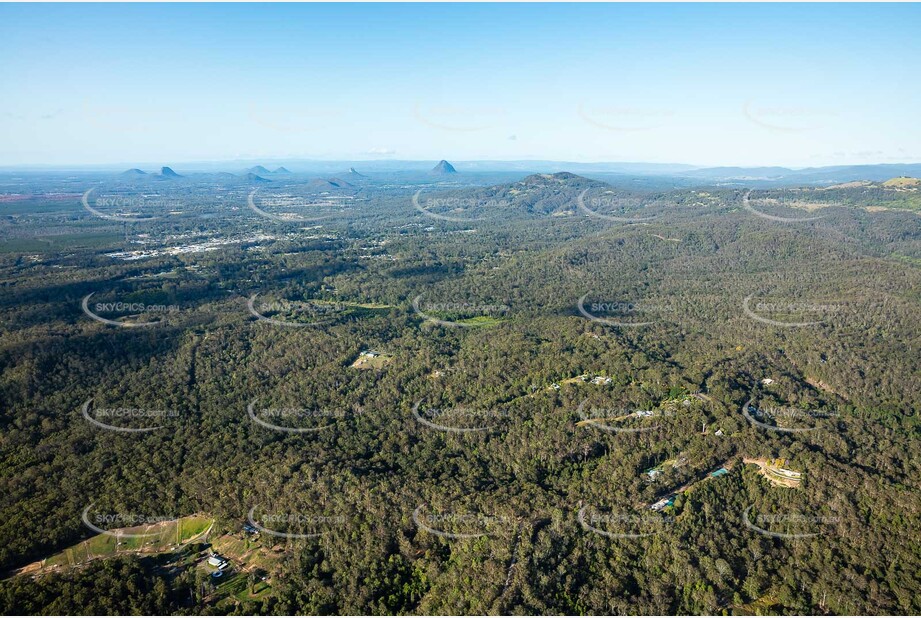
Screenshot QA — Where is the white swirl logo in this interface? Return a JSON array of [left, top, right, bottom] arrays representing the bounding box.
[[247, 398, 342, 433], [411, 400, 501, 434], [412, 190, 489, 222], [413, 102, 504, 132], [81, 505, 172, 538], [412, 504, 509, 540], [81, 293, 163, 328], [247, 102, 342, 134], [742, 189, 823, 223], [577, 102, 674, 132], [742, 505, 837, 539], [576, 294, 662, 328], [742, 101, 835, 134], [577, 189, 657, 223], [81, 188, 162, 222], [576, 400, 662, 434], [742, 294, 838, 328], [246, 506, 341, 539], [742, 398, 822, 434], [81, 398, 168, 433], [247, 294, 338, 328], [578, 505, 669, 539], [412, 294, 509, 328], [247, 189, 330, 223]]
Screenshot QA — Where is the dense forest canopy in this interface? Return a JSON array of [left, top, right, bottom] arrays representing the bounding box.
[[0, 169, 919, 615]]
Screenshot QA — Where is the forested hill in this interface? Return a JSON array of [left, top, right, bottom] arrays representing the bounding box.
[[415, 172, 663, 218]]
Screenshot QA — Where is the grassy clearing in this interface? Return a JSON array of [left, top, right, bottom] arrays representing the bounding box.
[[211, 534, 283, 574], [179, 515, 212, 541], [32, 515, 214, 574], [350, 351, 394, 370], [85, 533, 118, 557], [743, 458, 803, 488]]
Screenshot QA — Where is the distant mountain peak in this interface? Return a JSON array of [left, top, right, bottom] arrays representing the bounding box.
[[247, 165, 271, 175], [272, 167, 291, 174], [464, 172, 610, 217], [245, 173, 271, 183], [517, 171, 596, 188], [310, 177, 352, 189], [121, 168, 147, 176], [524, 171, 581, 182], [160, 166, 181, 178], [431, 160, 457, 175]]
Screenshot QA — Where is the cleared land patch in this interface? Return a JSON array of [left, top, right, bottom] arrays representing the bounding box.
[[11, 514, 213, 578], [743, 457, 803, 488]]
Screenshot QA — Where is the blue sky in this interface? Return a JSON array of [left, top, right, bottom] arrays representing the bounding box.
[[1, 3, 919, 167]]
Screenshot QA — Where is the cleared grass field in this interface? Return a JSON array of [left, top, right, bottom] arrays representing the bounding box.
[[179, 515, 212, 541], [211, 534, 283, 574], [350, 352, 394, 369], [31, 514, 213, 570]]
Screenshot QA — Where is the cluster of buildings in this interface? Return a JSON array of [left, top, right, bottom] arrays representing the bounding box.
[[207, 553, 229, 578]]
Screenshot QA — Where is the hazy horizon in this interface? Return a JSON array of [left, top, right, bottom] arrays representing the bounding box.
[[4, 157, 921, 175]]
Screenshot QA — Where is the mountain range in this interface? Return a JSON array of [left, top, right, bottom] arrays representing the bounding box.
[[104, 161, 921, 188]]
